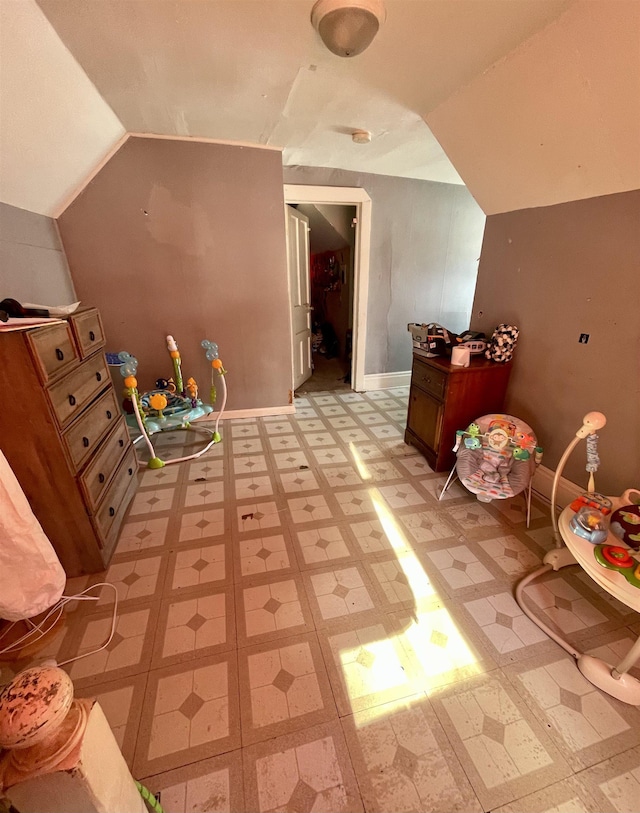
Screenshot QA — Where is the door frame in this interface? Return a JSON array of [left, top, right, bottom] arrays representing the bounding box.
[[283, 184, 372, 393]]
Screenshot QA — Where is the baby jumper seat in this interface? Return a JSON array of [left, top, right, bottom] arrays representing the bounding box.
[[439, 413, 542, 526]]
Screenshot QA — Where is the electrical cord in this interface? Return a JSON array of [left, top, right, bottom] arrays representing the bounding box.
[[0, 583, 119, 667]]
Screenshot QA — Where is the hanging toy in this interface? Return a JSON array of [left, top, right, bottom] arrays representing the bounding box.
[[166, 335, 184, 395], [118, 351, 164, 469], [515, 431, 536, 453], [186, 377, 199, 407], [202, 339, 219, 403], [586, 433, 600, 493], [201, 339, 228, 442], [568, 431, 611, 516]]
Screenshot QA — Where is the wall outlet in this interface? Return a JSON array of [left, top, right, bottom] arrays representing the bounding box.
[[579, 333, 590, 344]]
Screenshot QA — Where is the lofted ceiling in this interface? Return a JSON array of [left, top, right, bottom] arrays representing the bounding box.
[[1, 0, 638, 218]]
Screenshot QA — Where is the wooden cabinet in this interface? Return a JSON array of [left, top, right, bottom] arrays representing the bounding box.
[[0, 307, 138, 576], [405, 351, 512, 472]]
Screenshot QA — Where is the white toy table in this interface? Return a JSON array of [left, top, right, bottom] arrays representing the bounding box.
[[517, 487, 640, 705], [559, 494, 640, 613], [515, 412, 640, 703]]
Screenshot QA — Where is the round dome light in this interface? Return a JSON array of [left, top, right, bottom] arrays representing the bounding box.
[[311, 0, 386, 58]]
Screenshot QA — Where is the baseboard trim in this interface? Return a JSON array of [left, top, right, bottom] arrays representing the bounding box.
[[197, 405, 296, 422], [363, 371, 411, 391], [533, 464, 583, 508]]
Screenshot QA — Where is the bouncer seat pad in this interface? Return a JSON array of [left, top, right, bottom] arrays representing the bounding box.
[[457, 414, 537, 501]]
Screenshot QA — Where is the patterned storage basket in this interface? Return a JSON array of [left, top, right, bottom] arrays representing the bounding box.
[[485, 324, 519, 363]]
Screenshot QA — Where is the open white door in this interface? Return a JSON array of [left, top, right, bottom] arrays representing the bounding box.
[[286, 205, 312, 390]]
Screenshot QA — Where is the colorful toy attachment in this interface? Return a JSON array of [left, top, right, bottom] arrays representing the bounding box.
[[594, 545, 640, 588], [117, 352, 164, 469], [610, 504, 640, 550], [453, 418, 541, 461], [202, 339, 227, 405], [569, 492, 613, 516], [569, 506, 608, 544]]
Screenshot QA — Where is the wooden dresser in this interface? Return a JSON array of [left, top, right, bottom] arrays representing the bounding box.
[[405, 351, 512, 472], [0, 308, 138, 576]]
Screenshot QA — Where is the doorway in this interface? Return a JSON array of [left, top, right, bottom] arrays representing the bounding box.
[[284, 185, 372, 395], [302, 202, 356, 392]]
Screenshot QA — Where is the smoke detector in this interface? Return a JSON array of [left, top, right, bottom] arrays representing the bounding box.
[[311, 0, 386, 58], [352, 130, 372, 144]]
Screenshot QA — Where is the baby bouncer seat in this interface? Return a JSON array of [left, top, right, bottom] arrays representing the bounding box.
[[439, 413, 543, 526]]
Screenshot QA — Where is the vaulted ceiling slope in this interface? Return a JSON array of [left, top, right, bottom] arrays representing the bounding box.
[[1, 1, 638, 218], [0, 0, 125, 216], [426, 0, 640, 214]]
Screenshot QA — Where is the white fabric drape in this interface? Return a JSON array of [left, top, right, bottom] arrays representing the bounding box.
[[0, 449, 65, 621]]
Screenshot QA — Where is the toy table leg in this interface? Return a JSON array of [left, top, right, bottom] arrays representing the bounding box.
[[543, 546, 578, 570], [577, 642, 640, 705], [612, 632, 640, 678], [517, 552, 640, 704]]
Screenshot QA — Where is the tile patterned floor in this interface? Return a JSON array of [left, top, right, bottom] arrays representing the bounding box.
[[3, 387, 640, 812]]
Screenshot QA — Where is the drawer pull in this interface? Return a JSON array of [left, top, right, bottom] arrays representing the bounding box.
[[128, 467, 133, 476], [106, 410, 112, 419], [55, 348, 64, 361], [98, 473, 105, 483], [422, 376, 431, 384], [89, 331, 95, 341], [109, 507, 115, 517], [96, 372, 102, 382], [68, 395, 76, 406], [119, 439, 124, 447], [82, 436, 90, 448]]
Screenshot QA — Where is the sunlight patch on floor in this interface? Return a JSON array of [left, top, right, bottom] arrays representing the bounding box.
[[349, 441, 372, 481], [338, 486, 480, 724]]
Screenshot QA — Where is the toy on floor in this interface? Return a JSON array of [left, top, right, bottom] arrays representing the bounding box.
[[515, 411, 640, 705], [115, 336, 228, 468], [440, 413, 543, 526]]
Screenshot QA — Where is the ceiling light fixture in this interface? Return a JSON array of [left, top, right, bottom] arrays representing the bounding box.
[[311, 0, 386, 58]]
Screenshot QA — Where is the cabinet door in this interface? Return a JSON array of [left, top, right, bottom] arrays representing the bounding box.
[[407, 387, 443, 453]]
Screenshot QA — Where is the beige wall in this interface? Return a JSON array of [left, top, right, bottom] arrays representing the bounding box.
[[58, 137, 291, 410], [471, 190, 640, 494], [0, 202, 76, 305]]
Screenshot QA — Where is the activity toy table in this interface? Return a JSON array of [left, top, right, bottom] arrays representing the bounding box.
[[515, 411, 640, 705]]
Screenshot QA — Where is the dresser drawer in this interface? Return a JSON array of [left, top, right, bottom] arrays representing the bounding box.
[[69, 309, 105, 359], [412, 358, 447, 400], [100, 464, 139, 562], [27, 323, 79, 384], [47, 354, 110, 428], [94, 447, 138, 548], [80, 418, 131, 509], [64, 388, 121, 470]]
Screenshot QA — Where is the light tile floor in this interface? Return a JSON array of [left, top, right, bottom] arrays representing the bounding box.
[[3, 387, 640, 812]]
